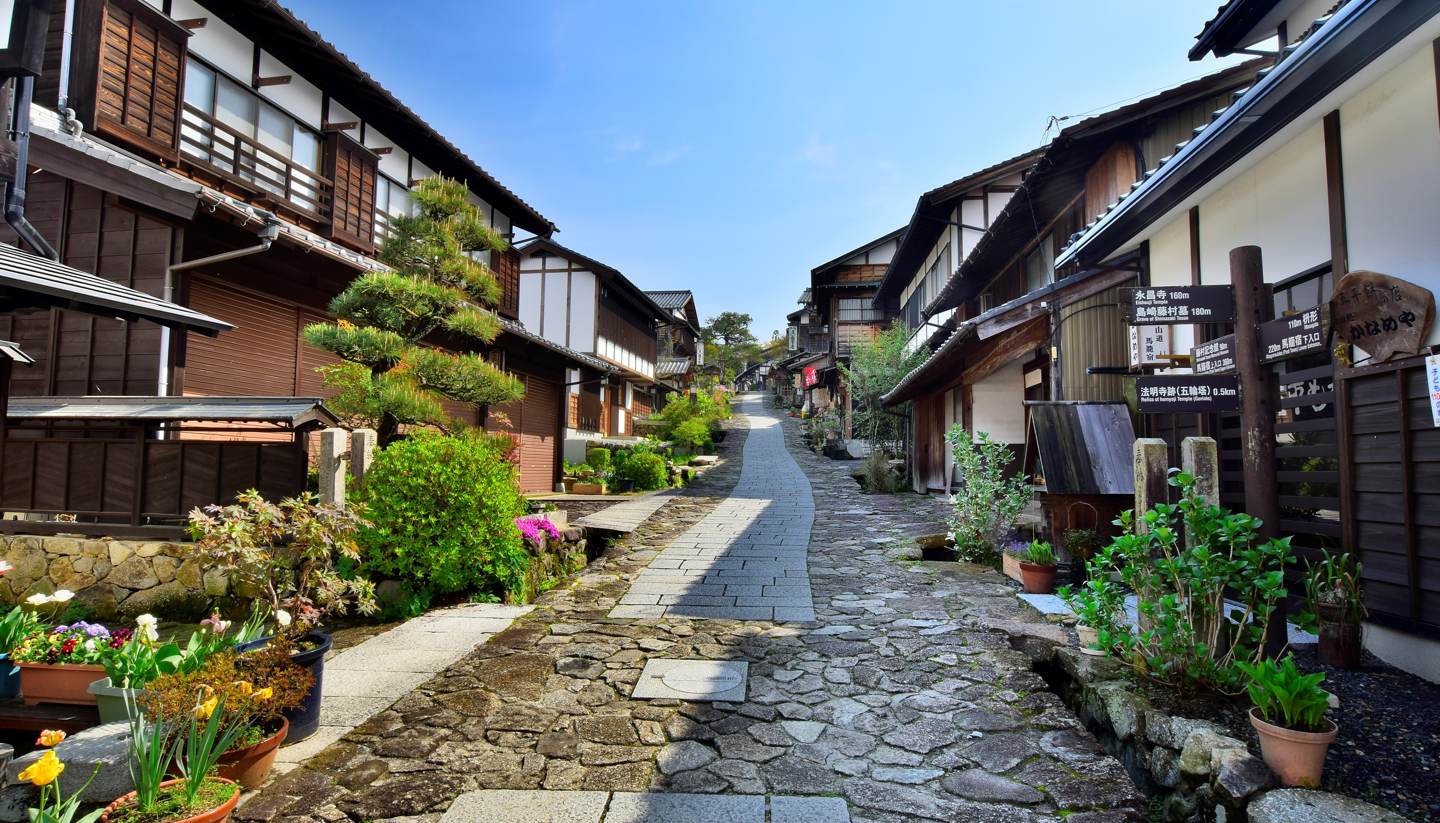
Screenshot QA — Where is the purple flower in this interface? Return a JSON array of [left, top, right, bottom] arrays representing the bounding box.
[[515, 516, 563, 547]]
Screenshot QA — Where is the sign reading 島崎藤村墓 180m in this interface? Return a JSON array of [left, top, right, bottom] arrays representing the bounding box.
[[1330, 270, 1436, 363], [1123, 286, 1235, 324], [1135, 374, 1240, 414]]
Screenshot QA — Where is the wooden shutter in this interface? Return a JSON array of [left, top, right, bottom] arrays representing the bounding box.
[[496, 248, 521, 319], [323, 132, 378, 253], [184, 278, 300, 396], [75, 0, 189, 162], [489, 372, 560, 493]]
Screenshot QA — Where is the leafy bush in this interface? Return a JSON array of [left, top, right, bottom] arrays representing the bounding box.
[[616, 451, 668, 491], [859, 450, 899, 493], [585, 447, 612, 473], [1060, 471, 1297, 694], [671, 418, 712, 452], [655, 391, 729, 445], [358, 431, 528, 600], [944, 427, 1030, 563]]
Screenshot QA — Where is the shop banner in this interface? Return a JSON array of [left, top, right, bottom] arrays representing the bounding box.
[[1427, 354, 1440, 428]]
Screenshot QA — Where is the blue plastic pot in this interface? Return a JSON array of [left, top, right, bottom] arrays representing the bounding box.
[[0, 656, 18, 699], [237, 630, 331, 743]]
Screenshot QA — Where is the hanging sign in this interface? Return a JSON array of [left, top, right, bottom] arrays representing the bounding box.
[[1192, 334, 1237, 376], [1330, 271, 1436, 363], [803, 366, 820, 388], [1128, 325, 1171, 368], [1136, 374, 1240, 414], [1259, 306, 1326, 364], [1427, 354, 1440, 428], [1123, 286, 1235, 324]]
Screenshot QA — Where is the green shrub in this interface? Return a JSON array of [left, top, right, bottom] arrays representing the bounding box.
[[616, 451, 668, 491], [671, 418, 712, 452], [358, 431, 528, 600], [585, 447, 612, 473]]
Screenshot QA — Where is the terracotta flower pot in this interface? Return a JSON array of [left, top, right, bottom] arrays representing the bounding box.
[[17, 662, 105, 706], [1019, 561, 1057, 595], [217, 718, 288, 788], [101, 777, 240, 823], [1249, 707, 1337, 788], [1315, 603, 1363, 669]]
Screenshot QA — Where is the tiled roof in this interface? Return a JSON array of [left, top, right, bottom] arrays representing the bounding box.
[[645, 290, 693, 310], [656, 357, 693, 378]]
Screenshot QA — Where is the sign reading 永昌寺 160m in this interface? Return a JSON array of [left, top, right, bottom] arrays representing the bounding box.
[[1136, 375, 1240, 414], [1123, 286, 1235, 324], [1330, 270, 1436, 363]]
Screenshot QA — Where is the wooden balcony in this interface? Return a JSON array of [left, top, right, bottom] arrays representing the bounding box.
[[179, 104, 333, 224]]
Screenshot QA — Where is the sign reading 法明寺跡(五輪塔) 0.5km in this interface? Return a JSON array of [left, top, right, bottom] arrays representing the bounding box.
[[1259, 305, 1327, 364], [1123, 286, 1235, 324], [1135, 374, 1240, 414]]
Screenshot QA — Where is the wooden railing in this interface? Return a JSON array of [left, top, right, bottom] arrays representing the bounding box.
[[577, 392, 603, 433], [179, 104, 333, 221]]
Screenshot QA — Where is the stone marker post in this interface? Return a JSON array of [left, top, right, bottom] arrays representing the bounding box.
[[1181, 436, 1220, 506], [1132, 438, 1169, 534], [350, 428, 376, 484], [318, 428, 346, 508]]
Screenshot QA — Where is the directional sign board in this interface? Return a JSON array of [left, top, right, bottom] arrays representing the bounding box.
[[1136, 375, 1240, 414], [1192, 334, 1237, 376], [1259, 306, 1326, 364], [1124, 286, 1235, 325]]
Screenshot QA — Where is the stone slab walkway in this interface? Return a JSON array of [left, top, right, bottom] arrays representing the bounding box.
[[275, 603, 533, 764], [610, 402, 815, 622], [575, 492, 676, 534], [440, 789, 849, 822], [239, 397, 1142, 823]]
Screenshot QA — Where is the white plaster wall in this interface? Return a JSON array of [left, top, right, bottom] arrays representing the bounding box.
[[174, 0, 250, 80], [324, 100, 362, 142], [256, 51, 321, 128], [365, 128, 410, 182], [1147, 215, 1196, 365], [1197, 120, 1329, 285], [867, 239, 897, 265], [1340, 45, 1440, 346], [542, 272, 569, 346], [960, 199, 985, 260], [412, 159, 435, 182], [970, 360, 1026, 445], [570, 271, 597, 351], [518, 272, 543, 332]]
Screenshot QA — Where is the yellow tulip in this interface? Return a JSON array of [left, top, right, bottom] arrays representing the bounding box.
[[252, 687, 273, 701], [18, 751, 64, 786], [235, 681, 254, 696], [35, 729, 66, 747]]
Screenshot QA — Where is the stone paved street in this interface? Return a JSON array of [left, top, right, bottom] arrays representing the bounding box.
[[612, 403, 815, 621], [240, 395, 1142, 823]]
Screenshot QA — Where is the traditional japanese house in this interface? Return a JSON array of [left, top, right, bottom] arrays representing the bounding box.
[[2, 0, 592, 495], [645, 290, 704, 397], [777, 289, 830, 410], [881, 62, 1261, 494], [515, 238, 668, 462], [1055, 0, 1440, 679]]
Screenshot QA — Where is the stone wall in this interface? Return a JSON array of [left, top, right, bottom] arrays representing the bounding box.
[[0, 535, 224, 620]]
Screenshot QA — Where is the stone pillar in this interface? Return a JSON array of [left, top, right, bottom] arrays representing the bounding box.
[[318, 428, 346, 507], [350, 429, 377, 484], [1132, 438, 1169, 534], [1181, 436, 1220, 506]]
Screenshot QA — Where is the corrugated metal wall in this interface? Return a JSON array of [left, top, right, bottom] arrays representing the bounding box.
[[1058, 285, 1128, 402], [1138, 90, 1240, 173]]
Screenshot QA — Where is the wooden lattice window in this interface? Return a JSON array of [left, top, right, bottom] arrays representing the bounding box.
[[323, 132, 378, 253], [74, 0, 190, 162]]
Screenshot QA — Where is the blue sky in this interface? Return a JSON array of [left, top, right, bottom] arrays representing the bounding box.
[[288, 0, 1244, 341]]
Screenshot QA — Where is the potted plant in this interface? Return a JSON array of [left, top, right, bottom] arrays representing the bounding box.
[[103, 690, 247, 823], [13, 618, 130, 706], [1237, 655, 1337, 788], [90, 615, 234, 724], [188, 490, 375, 743], [1019, 540, 1058, 594], [1299, 550, 1366, 668], [0, 599, 44, 699], [1061, 527, 1102, 584]]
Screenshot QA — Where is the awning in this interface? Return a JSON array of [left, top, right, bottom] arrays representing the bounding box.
[[1027, 401, 1136, 495], [0, 242, 232, 336], [7, 396, 337, 427]]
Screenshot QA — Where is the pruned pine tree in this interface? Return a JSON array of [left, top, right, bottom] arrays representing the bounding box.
[[304, 177, 523, 444]]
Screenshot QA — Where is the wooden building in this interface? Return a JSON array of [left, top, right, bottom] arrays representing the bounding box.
[[645, 290, 704, 395], [515, 238, 669, 463], [1057, 0, 1440, 680], [2, 0, 594, 494]]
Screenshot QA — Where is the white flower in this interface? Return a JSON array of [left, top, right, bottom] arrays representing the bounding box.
[[135, 614, 160, 643], [84, 638, 96, 651], [24, 594, 50, 606], [0, 560, 13, 574], [275, 609, 292, 628], [51, 590, 74, 603]]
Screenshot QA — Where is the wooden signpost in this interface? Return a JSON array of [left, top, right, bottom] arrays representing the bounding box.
[[1192, 334, 1237, 376], [1259, 305, 1326, 364], [1135, 374, 1240, 413], [1330, 270, 1436, 363], [1123, 285, 1235, 324]]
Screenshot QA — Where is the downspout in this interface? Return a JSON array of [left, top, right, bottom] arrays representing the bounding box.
[[158, 217, 280, 395], [5, 77, 59, 261]]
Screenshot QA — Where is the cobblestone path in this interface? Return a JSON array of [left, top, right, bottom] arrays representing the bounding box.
[[240, 395, 1142, 823], [612, 398, 816, 621]]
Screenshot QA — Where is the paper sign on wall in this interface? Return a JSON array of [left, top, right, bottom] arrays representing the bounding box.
[[1128, 325, 1171, 368], [1427, 354, 1440, 428]]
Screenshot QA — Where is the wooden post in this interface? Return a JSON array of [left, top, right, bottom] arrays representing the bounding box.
[[1181, 436, 1220, 506], [1132, 438, 1169, 534], [318, 428, 346, 508], [350, 428, 376, 484], [1230, 245, 1286, 657]]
